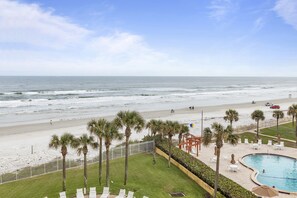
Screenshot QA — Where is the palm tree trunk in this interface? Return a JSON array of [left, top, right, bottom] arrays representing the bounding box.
[[124, 136, 129, 185], [168, 137, 172, 168], [62, 155, 66, 191], [295, 117, 297, 145], [230, 120, 233, 128], [277, 118, 279, 131], [84, 153, 87, 192], [106, 147, 110, 187], [256, 121, 259, 140], [99, 138, 102, 185], [293, 115, 295, 127], [214, 148, 221, 198], [153, 138, 156, 165]]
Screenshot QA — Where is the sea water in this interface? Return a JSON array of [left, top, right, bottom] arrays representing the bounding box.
[[0, 76, 297, 126]]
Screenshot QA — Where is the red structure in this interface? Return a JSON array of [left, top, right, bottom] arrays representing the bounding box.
[[178, 134, 202, 156]]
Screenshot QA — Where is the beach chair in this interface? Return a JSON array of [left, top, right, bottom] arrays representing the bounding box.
[[244, 138, 249, 144], [59, 191, 66, 198], [89, 187, 96, 198], [238, 138, 242, 144], [280, 141, 284, 150], [127, 191, 134, 198], [143, 196, 149, 198], [258, 139, 262, 145], [76, 188, 84, 198], [100, 187, 110, 198], [115, 189, 126, 198], [267, 140, 272, 146]]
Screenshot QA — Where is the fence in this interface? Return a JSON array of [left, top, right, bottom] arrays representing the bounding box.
[[0, 141, 154, 185], [234, 116, 293, 133]]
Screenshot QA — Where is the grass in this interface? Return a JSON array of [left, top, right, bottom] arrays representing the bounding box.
[[0, 153, 206, 198], [260, 121, 297, 141], [239, 132, 297, 148]]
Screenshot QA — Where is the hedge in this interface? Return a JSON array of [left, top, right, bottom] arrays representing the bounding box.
[[156, 141, 257, 198]]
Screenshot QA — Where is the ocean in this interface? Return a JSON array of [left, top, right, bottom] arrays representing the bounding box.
[[0, 76, 297, 126]]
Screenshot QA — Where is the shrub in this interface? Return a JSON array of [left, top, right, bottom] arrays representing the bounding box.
[[156, 141, 257, 198]]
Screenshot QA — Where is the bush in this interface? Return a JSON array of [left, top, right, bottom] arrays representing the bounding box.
[[156, 141, 257, 198]]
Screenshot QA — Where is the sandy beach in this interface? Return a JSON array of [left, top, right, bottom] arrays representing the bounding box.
[[0, 97, 297, 174]]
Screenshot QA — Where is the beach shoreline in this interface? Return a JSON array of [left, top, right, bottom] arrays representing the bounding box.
[[1, 97, 296, 136]]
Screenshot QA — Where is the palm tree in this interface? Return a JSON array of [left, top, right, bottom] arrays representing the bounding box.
[[146, 119, 163, 136], [223, 109, 239, 128], [289, 104, 297, 145], [102, 121, 123, 187], [288, 105, 296, 127], [49, 133, 75, 191], [73, 134, 98, 192], [251, 110, 265, 139], [114, 111, 145, 185], [146, 119, 164, 164], [178, 124, 189, 145], [272, 110, 284, 131], [87, 118, 108, 185], [162, 121, 180, 167], [202, 123, 238, 198]]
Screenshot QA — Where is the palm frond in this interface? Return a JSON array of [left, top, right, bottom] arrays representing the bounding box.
[[202, 127, 213, 146]]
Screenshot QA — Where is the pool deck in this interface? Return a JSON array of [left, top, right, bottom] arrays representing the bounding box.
[[192, 143, 297, 198]]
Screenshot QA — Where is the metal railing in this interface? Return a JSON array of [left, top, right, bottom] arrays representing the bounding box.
[[0, 141, 154, 184]]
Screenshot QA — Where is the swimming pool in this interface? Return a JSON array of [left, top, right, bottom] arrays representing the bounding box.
[[242, 154, 297, 192]]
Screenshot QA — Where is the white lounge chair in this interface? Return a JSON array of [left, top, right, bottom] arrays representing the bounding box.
[[76, 188, 84, 198], [238, 138, 242, 144], [143, 196, 149, 198], [100, 187, 110, 198], [115, 189, 126, 198], [89, 187, 96, 198], [228, 164, 239, 172], [244, 138, 249, 144], [127, 191, 134, 198], [280, 141, 284, 150], [258, 139, 262, 145], [251, 143, 260, 150], [274, 141, 284, 150], [267, 140, 272, 146], [59, 191, 66, 198]]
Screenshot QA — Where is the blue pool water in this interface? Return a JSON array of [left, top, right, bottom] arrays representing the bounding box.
[[243, 154, 297, 192]]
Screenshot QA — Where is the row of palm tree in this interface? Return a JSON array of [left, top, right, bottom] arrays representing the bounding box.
[[224, 105, 297, 143], [146, 119, 189, 167], [49, 133, 98, 192], [48, 112, 133, 192], [49, 110, 190, 192]]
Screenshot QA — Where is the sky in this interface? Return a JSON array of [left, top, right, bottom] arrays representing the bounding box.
[[0, 0, 297, 76]]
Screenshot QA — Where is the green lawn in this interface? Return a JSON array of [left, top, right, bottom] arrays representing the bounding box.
[[260, 122, 296, 141], [239, 132, 297, 148], [0, 153, 206, 198]]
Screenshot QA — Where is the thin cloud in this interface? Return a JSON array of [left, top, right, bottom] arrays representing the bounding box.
[[209, 0, 237, 21], [274, 0, 297, 30], [253, 17, 265, 32]]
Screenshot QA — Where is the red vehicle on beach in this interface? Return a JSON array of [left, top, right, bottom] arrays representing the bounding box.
[[270, 105, 280, 109]]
